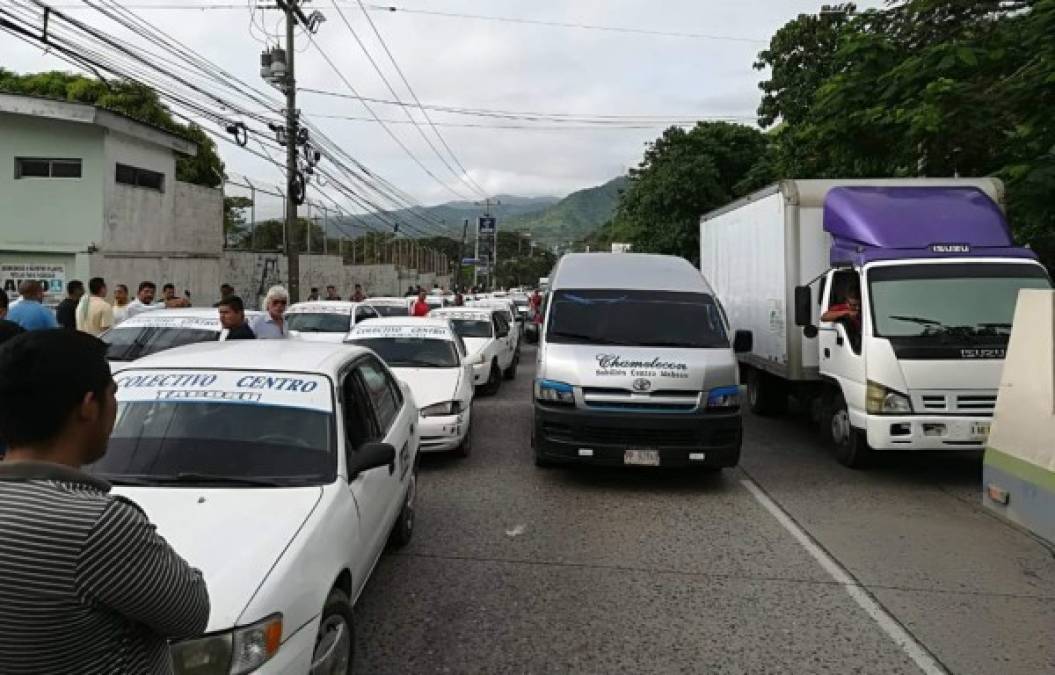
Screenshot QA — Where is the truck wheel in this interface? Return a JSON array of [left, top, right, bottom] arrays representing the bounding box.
[[481, 361, 502, 396], [312, 588, 354, 674], [828, 392, 871, 469], [503, 354, 519, 380], [746, 368, 787, 416]]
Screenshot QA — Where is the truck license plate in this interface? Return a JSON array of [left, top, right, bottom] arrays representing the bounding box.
[[971, 422, 991, 440], [624, 449, 660, 466]]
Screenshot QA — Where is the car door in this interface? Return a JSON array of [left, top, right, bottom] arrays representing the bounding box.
[[819, 270, 867, 414], [356, 357, 414, 529]]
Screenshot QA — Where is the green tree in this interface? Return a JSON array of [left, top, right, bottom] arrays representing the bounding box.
[[0, 69, 224, 187], [223, 196, 252, 248], [236, 218, 326, 252], [609, 122, 772, 261]]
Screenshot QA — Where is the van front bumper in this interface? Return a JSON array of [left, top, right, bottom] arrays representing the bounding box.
[[865, 414, 990, 451], [533, 403, 741, 468]]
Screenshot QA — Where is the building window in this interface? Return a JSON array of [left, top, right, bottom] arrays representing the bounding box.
[[14, 157, 82, 179], [115, 163, 164, 191]]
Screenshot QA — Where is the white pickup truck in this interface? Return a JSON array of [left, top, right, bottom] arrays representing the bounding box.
[[430, 307, 517, 395]]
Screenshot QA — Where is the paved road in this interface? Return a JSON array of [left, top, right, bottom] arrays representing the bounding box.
[[355, 345, 1055, 674]]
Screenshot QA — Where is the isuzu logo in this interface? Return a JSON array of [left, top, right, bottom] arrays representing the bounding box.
[[931, 243, 971, 253], [632, 378, 652, 392]]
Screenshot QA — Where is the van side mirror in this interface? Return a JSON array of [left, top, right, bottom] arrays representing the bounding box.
[[794, 286, 812, 327], [350, 442, 395, 478], [733, 330, 753, 354]]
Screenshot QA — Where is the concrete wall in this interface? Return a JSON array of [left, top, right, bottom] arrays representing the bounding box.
[[88, 253, 222, 308], [0, 113, 105, 252]]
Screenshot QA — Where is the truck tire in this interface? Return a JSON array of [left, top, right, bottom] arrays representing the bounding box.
[[480, 361, 502, 396], [827, 391, 872, 469], [746, 368, 787, 416], [503, 353, 519, 380]]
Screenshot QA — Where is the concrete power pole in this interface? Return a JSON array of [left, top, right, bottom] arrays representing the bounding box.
[[283, 3, 300, 302]]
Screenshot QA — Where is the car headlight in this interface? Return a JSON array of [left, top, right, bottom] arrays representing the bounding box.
[[171, 614, 282, 675], [535, 379, 574, 405], [421, 401, 462, 417], [706, 385, 741, 410], [866, 381, 912, 414]]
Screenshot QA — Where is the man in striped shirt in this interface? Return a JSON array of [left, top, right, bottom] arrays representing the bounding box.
[[0, 330, 210, 674]]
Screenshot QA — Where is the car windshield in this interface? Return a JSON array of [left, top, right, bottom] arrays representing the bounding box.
[[351, 337, 460, 368], [286, 312, 351, 333], [869, 263, 1050, 339], [102, 326, 219, 361], [448, 318, 493, 339], [89, 370, 336, 486], [372, 304, 409, 317], [546, 289, 729, 348]]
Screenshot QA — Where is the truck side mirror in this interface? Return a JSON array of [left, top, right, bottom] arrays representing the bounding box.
[[733, 330, 752, 354], [802, 325, 818, 339], [794, 286, 812, 327]]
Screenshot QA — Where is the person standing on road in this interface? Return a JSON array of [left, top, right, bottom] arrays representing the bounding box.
[[7, 281, 58, 331], [55, 280, 84, 330], [125, 281, 163, 319], [0, 330, 210, 674], [250, 285, 289, 338], [112, 283, 131, 325], [213, 283, 235, 308], [161, 283, 190, 308], [351, 284, 367, 302], [411, 290, 431, 317], [325, 285, 341, 301], [307, 287, 320, 301], [218, 296, 255, 340], [76, 277, 114, 337]]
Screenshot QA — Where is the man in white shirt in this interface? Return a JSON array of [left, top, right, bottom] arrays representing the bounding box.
[[112, 284, 131, 325], [249, 285, 289, 339], [75, 277, 113, 337], [124, 281, 165, 319]]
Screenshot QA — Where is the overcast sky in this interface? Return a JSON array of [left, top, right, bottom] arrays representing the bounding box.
[[3, 0, 881, 216]]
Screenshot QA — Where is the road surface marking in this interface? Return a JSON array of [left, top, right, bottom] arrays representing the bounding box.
[[741, 478, 947, 675]]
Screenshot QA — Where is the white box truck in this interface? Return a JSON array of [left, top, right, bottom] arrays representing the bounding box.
[[700, 179, 1051, 467]]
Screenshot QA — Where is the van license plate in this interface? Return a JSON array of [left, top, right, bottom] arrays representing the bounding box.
[[624, 449, 660, 466], [971, 422, 991, 440]]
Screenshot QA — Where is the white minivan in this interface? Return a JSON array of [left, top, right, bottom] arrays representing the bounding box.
[[533, 253, 752, 471]]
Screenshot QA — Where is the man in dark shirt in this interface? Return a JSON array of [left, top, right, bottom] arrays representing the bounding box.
[[218, 295, 256, 340], [0, 330, 210, 674], [55, 279, 84, 330]]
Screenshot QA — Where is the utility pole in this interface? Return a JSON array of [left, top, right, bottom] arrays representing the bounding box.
[[458, 218, 469, 291]]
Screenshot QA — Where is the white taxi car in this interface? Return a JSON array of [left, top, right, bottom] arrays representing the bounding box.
[[286, 301, 380, 342], [346, 318, 474, 456], [93, 340, 419, 674], [101, 308, 262, 361], [430, 307, 517, 395]]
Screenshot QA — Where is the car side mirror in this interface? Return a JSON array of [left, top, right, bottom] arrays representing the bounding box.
[[497, 327, 509, 338], [802, 325, 819, 339], [350, 442, 395, 478], [794, 286, 812, 327], [732, 329, 753, 354]]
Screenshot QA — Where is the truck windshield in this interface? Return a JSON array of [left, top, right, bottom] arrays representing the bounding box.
[[103, 326, 219, 361], [869, 263, 1050, 338], [547, 289, 729, 348]]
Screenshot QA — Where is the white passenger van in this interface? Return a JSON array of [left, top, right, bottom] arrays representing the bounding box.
[[533, 253, 751, 471]]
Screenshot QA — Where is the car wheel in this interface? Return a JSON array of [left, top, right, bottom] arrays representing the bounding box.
[[482, 361, 502, 396], [828, 391, 871, 469], [503, 353, 518, 380], [311, 589, 353, 675], [388, 467, 417, 547], [746, 368, 787, 416]]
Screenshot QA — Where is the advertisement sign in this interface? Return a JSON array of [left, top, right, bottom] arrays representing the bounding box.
[[478, 216, 496, 234], [1, 263, 66, 307]]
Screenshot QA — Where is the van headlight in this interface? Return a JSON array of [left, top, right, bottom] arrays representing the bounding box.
[[171, 614, 282, 675], [421, 401, 462, 417], [706, 386, 741, 410], [534, 379, 574, 405], [866, 381, 912, 415]]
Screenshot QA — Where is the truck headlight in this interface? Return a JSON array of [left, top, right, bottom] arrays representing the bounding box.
[[706, 385, 741, 410], [535, 379, 574, 405], [421, 401, 462, 417], [172, 614, 282, 675], [866, 381, 912, 414]]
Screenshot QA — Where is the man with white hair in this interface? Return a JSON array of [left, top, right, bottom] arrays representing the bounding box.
[[249, 285, 289, 339]]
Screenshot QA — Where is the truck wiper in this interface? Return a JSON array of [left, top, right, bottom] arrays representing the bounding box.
[[889, 315, 944, 327]]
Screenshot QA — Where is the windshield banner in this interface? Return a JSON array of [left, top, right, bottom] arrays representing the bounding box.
[[349, 325, 451, 340], [287, 304, 353, 315], [119, 316, 219, 330], [115, 369, 333, 412]]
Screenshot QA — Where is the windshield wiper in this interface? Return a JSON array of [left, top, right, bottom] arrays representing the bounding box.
[[94, 474, 156, 486], [548, 331, 622, 344], [156, 473, 284, 487], [889, 315, 944, 327]]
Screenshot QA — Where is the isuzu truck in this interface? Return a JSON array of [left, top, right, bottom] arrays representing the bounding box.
[[700, 178, 1050, 468]]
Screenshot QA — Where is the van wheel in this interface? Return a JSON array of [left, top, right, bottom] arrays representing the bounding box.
[[827, 392, 871, 469], [312, 589, 353, 674], [746, 368, 787, 416], [503, 354, 519, 380], [388, 468, 416, 547], [481, 361, 502, 396]]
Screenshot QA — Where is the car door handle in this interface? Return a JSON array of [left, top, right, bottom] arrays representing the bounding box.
[[823, 348, 830, 359]]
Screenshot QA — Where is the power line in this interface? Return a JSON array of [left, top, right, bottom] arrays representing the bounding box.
[[307, 113, 754, 129]]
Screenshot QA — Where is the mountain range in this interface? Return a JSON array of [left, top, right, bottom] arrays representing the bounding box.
[[335, 176, 627, 246]]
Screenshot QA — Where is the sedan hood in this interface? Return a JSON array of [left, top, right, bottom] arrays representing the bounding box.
[[392, 367, 461, 408], [112, 486, 323, 631]]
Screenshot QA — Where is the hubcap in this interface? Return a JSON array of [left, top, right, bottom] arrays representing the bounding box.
[[831, 408, 850, 446], [311, 615, 351, 675]]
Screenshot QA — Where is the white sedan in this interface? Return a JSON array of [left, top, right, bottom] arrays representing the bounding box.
[[101, 308, 262, 361], [346, 318, 474, 456], [95, 340, 419, 674], [286, 301, 380, 342], [429, 307, 517, 395]]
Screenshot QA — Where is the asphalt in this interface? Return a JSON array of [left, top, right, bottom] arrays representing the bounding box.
[[353, 344, 1055, 674]]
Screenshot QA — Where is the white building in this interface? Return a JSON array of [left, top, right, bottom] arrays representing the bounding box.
[[0, 93, 222, 305]]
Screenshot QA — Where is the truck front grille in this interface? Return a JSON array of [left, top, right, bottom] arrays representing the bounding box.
[[911, 390, 997, 415]]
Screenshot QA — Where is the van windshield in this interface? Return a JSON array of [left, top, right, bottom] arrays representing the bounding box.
[[546, 289, 729, 348]]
